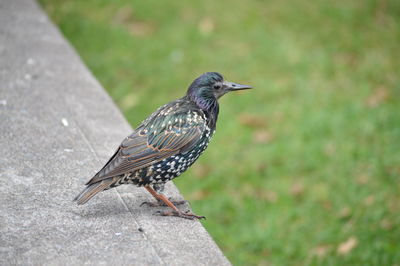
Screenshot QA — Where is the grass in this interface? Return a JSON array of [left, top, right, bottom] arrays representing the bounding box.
[[39, 0, 400, 264]]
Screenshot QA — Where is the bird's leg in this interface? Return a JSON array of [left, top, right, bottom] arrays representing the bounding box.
[[142, 186, 205, 220], [140, 185, 164, 207], [140, 185, 186, 207], [140, 198, 187, 207], [144, 185, 161, 201], [155, 194, 206, 220]]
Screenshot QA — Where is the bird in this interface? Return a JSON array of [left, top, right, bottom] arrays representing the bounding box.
[[74, 72, 252, 220]]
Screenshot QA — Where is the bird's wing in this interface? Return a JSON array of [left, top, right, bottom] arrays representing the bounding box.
[[86, 107, 206, 185]]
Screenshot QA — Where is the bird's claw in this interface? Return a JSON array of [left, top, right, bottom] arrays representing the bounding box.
[[154, 210, 206, 220], [140, 201, 159, 207], [140, 198, 188, 207]]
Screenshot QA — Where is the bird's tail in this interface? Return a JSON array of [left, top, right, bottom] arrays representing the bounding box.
[[73, 178, 117, 205]]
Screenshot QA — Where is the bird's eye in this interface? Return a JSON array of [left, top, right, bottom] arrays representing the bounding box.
[[213, 84, 221, 90]]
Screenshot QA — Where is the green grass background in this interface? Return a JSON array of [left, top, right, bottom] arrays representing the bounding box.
[[39, 0, 400, 264]]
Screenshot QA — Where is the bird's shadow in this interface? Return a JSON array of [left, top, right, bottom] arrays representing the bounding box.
[[69, 198, 191, 220], [69, 196, 154, 219]]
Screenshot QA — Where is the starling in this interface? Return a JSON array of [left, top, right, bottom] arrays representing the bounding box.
[[74, 72, 252, 220]]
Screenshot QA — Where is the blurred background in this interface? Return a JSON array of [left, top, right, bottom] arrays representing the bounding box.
[[39, 0, 400, 264]]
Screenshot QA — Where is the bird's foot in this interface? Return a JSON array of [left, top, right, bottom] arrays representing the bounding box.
[[140, 198, 187, 207], [155, 210, 206, 220]]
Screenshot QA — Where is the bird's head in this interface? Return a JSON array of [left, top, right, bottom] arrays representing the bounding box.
[[187, 72, 252, 110]]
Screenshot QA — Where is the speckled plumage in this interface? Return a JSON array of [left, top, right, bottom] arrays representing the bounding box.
[[106, 101, 212, 190], [74, 72, 251, 219]]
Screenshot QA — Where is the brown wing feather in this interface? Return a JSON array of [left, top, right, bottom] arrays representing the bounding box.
[[86, 134, 174, 185], [86, 101, 206, 186]]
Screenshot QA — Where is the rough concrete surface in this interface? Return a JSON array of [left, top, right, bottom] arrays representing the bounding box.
[[0, 0, 231, 265]]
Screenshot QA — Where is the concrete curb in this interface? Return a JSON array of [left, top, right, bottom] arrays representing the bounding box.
[[0, 0, 231, 265]]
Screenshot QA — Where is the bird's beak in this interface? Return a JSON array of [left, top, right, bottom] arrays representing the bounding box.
[[224, 81, 253, 91]]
